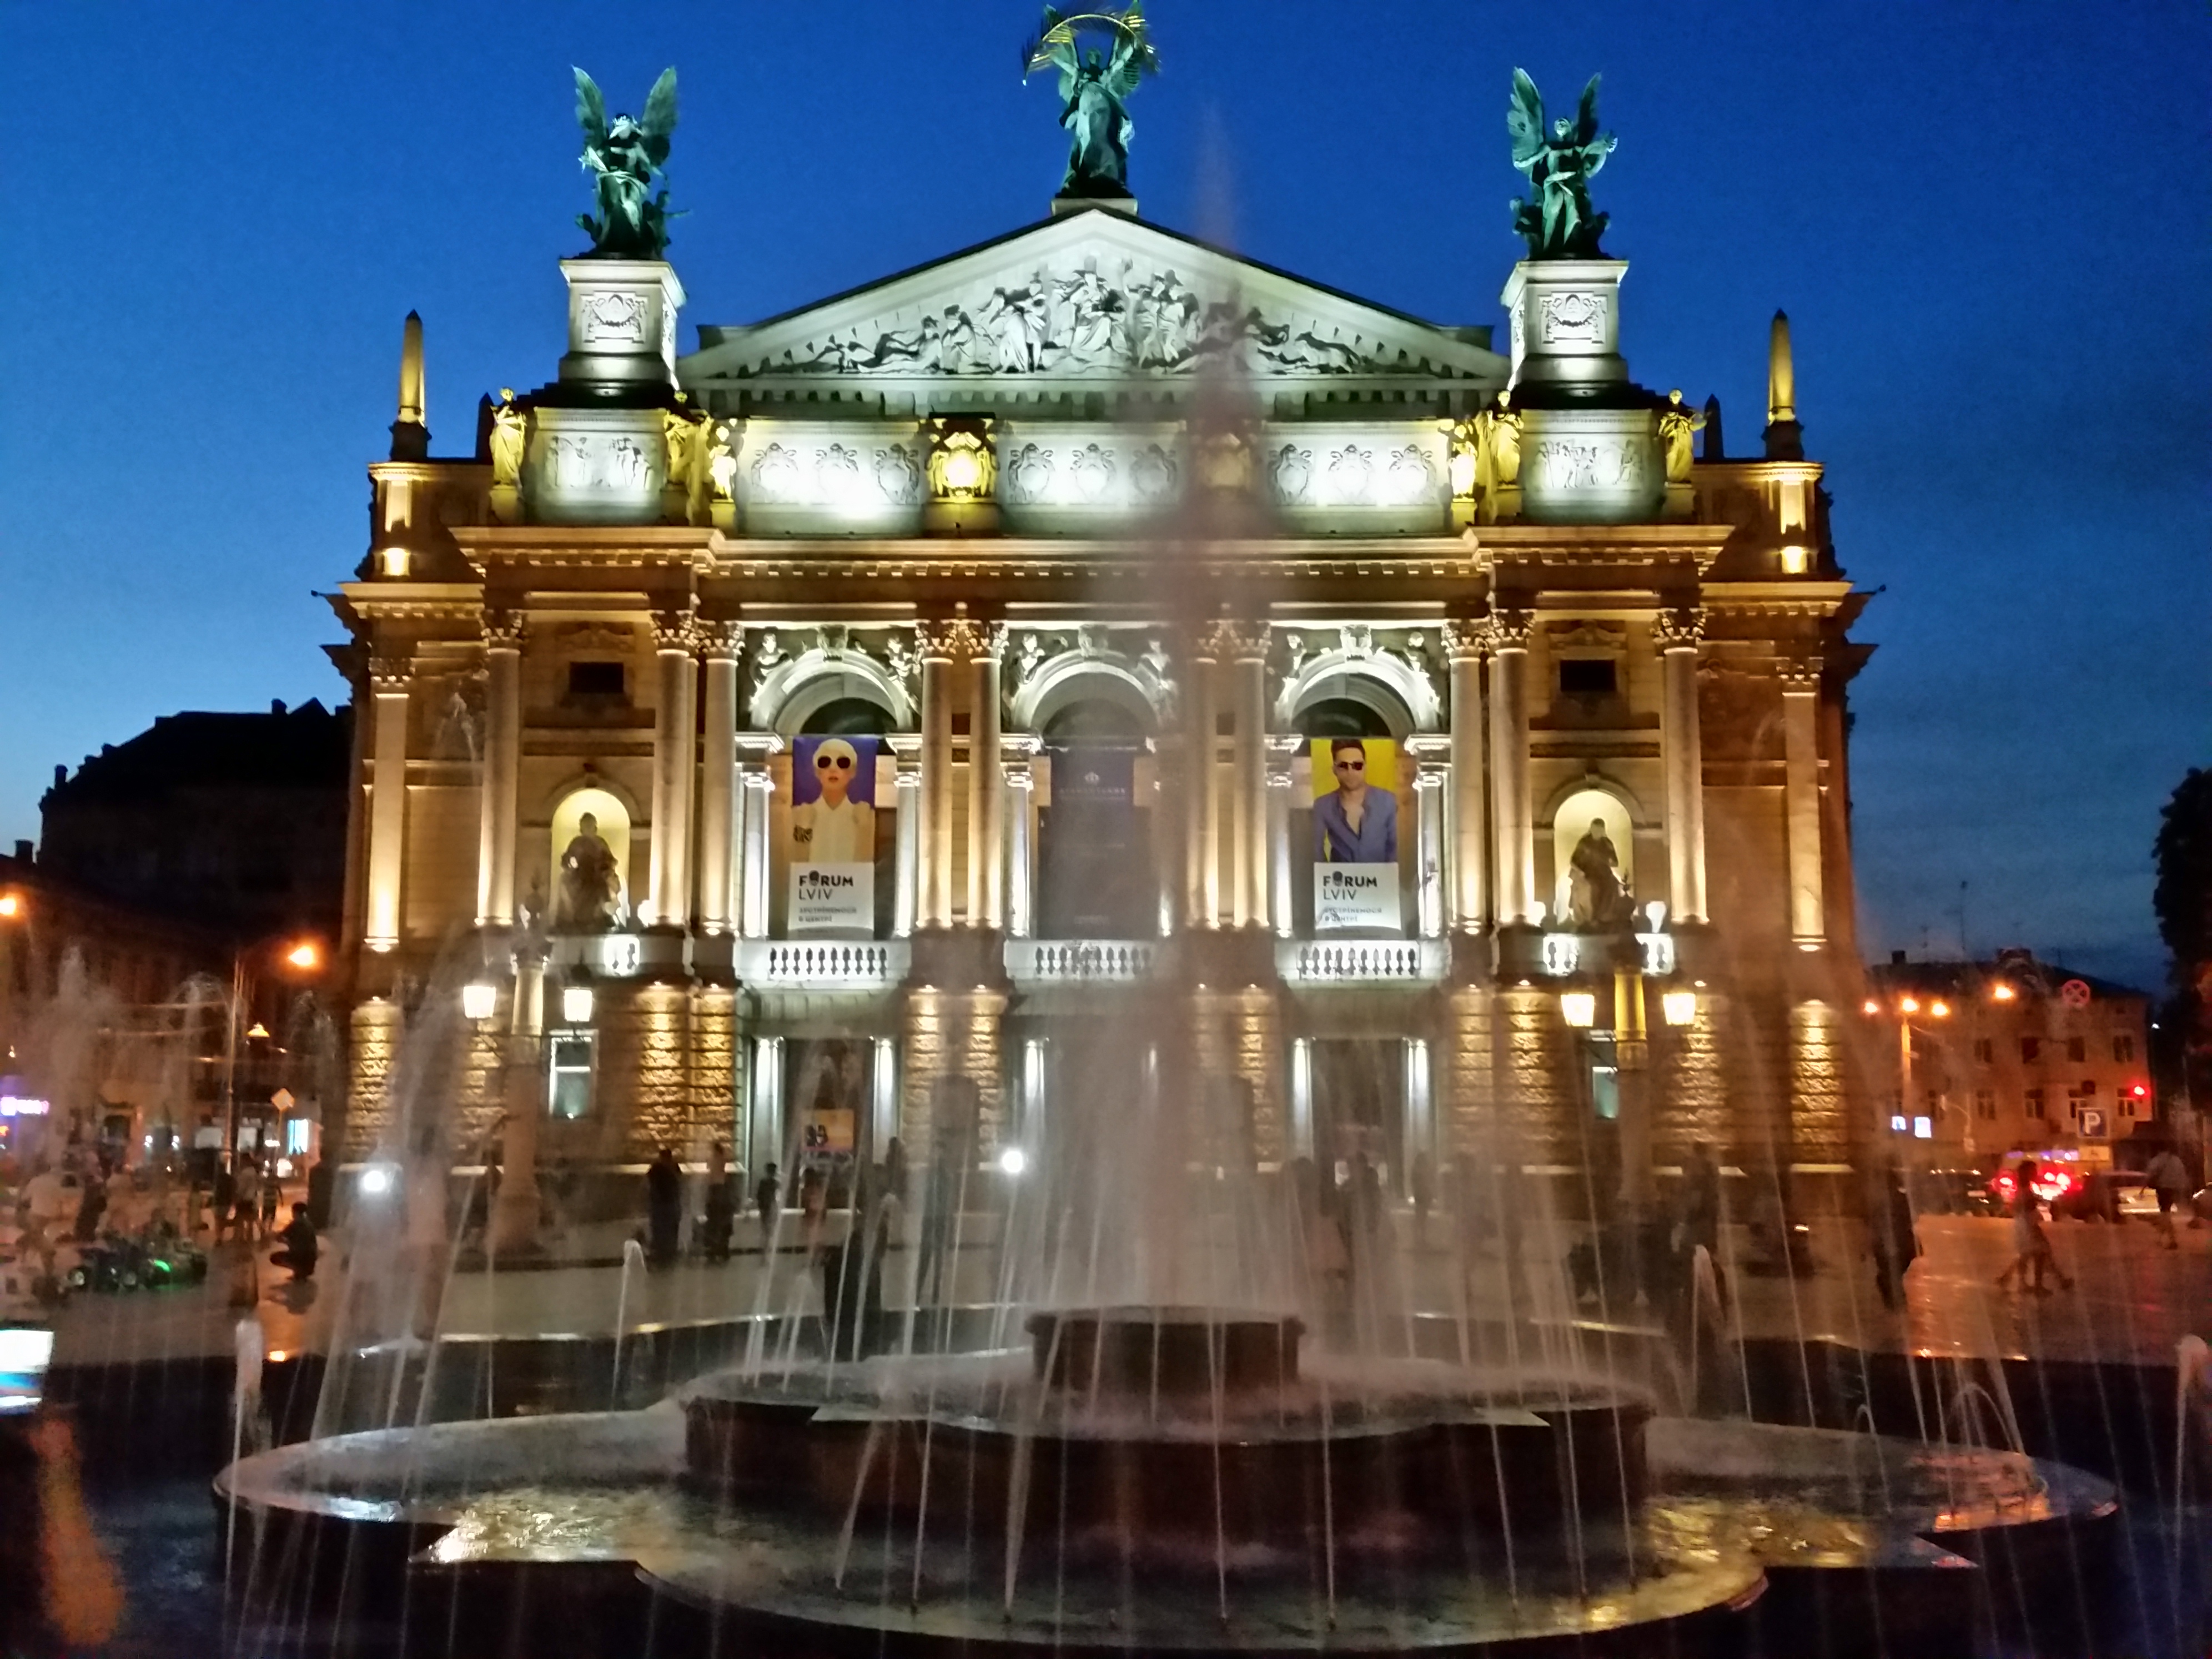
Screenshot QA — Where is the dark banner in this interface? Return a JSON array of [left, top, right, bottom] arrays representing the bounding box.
[[1039, 742, 1146, 938]]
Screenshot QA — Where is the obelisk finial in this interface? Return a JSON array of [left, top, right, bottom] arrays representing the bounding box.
[[390, 310, 429, 461], [1763, 309, 1803, 461]]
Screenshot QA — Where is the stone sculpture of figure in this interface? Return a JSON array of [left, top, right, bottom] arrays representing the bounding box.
[[434, 685, 481, 762], [574, 67, 678, 259], [557, 811, 620, 931], [1659, 389, 1707, 482], [1568, 817, 1627, 927], [1024, 7, 1160, 198], [1485, 390, 1524, 486], [663, 405, 702, 497], [1507, 69, 1617, 259], [706, 423, 737, 501], [487, 389, 526, 489]]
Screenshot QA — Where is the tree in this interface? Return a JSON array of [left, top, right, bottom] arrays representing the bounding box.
[[2153, 768, 2212, 1108]]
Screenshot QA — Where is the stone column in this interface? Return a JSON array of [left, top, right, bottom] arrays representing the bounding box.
[[889, 736, 922, 937], [1184, 627, 1222, 928], [1408, 736, 1450, 940], [476, 615, 523, 929], [1004, 738, 1040, 939], [737, 765, 773, 939], [364, 655, 412, 951], [695, 623, 742, 935], [916, 615, 983, 928], [1781, 655, 1826, 946], [1486, 612, 1535, 926], [1442, 621, 1489, 932], [1225, 623, 1270, 929], [647, 609, 697, 928], [967, 625, 1007, 930], [1266, 736, 1300, 938], [1657, 607, 1710, 925]]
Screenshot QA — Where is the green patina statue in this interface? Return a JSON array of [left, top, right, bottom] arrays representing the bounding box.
[[574, 67, 678, 259], [1023, 7, 1160, 199], [1507, 69, 1617, 259]]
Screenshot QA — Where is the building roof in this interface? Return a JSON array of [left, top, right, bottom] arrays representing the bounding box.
[[41, 700, 350, 808], [1866, 950, 2150, 1004]]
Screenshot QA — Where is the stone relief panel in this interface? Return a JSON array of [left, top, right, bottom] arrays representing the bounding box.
[[996, 427, 1183, 516], [732, 257, 1440, 380], [582, 290, 648, 345], [1265, 429, 1446, 513], [736, 424, 927, 522], [1537, 291, 1607, 346]]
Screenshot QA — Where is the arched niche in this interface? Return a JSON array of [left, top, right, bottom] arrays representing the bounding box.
[[1546, 781, 1643, 929], [548, 785, 634, 930], [1280, 662, 1426, 741], [756, 652, 912, 737], [1015, 658, 1164, 735], [1291, 696, 1392, 740]]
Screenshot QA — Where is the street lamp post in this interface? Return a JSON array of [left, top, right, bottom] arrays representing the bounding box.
[[222, 938, 321, 1178]]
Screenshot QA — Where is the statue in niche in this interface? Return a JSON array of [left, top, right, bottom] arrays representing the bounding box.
[[663, 403, 705, 504], [556, 812, 621, 931], [1567, 817, 1630, 927], [1024, 6, 1159, 198], [574, 67, 679, 259], [1507, 69, 1616, 259], [1659, 389, 1707, 482], [433, 683, 481, 762], [487, 389, 526, 488]]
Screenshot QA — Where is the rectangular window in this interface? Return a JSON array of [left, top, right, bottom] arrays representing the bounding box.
[[1558, 658, 1618, 696], [567, 660, 626, 700], [2120, 1093, 2137, 1119], [2113, 1034, 2135, 1063], [2019, 1037, 2041, 1063], [547, 1030, 596, 1119], [1973, 1089, 1996, 1121], [2065, 1035, 2087, 1063], [1972, 1039, 1994, 1064], [2025, 1087, 2045, 1119], [2066, 1080, 2095, 1118]]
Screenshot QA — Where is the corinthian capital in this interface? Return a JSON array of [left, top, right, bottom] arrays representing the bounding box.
[[651, 607, 698, 653], [368, 654, 414, 691], [482, 611, 525, 652], [1778, 652, 1824, 692], [916, 612, 988, 662], [1653, 607, 1707, 652], [1486, 609, 1536, 651], [1441, 618, 1489, 661], [697, 618, 745, 661]]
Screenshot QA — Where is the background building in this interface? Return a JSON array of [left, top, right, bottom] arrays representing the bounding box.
[[1863, 948, 2155, 1170], [327, 108, 1882, 1219]]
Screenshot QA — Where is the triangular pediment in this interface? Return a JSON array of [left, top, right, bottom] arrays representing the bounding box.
[[682, 208, 1504, 394]]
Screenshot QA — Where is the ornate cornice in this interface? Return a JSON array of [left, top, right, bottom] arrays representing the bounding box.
[[1653, 607, 1707, 652]]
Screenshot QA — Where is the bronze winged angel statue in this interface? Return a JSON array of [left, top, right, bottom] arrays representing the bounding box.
[[575, 67, 679, 258], [1024, 7, 1160, 198], [1507, 69, 1617, 259]]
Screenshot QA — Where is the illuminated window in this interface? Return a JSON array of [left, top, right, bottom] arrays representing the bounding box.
[[1912, 1116, 1933, 1139], [1973, 1089, 1996, 1121], [548, 1030, 596, 1119], [2065, 1035, 2087, 1064], [1889, 1114, 1908, 1133], [2019, 1037, 2041, 1063], [2113, 1034, 2135, 1063], [2025, 1087, 2045, 1120]]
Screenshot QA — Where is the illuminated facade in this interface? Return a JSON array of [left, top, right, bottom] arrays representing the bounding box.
[[330, 192, 1876, 1210]]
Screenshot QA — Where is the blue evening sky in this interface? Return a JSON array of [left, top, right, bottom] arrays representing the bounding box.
[[1, 2, 2204, 986]]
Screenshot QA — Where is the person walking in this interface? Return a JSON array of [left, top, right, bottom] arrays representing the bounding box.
[[1996, 1162, 2073, 1293], [230, 1159, 263, 1246], [2144, 1147, 2190, 1250], [645, 1145, 682, 1267], [754, 1162, 782, 1247], [702, 1142, 736, 1263], [1869, 1159, 1921, 1311]]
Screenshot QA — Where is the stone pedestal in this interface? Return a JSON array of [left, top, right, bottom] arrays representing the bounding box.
[[1517, 406, 1663, 524], [524, 405, 668, 525], [1502, 259, 1630, 395], [558, 259, 685, 387]]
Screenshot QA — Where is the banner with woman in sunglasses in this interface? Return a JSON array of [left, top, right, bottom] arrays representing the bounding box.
[[1310, 737, 1402, 931], [788, 736, 879, 932]]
